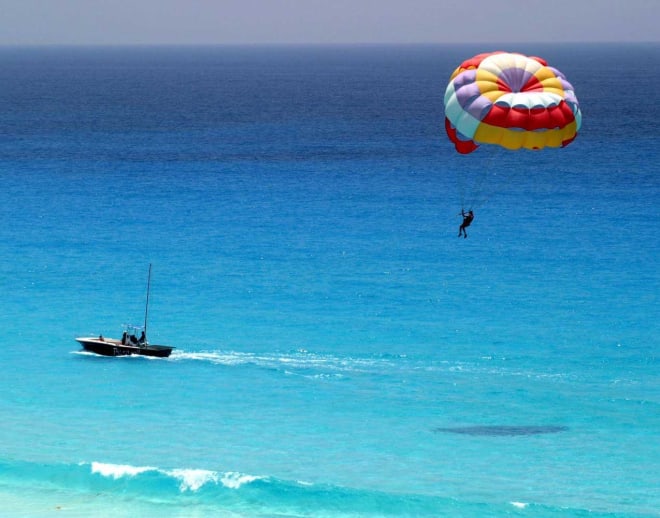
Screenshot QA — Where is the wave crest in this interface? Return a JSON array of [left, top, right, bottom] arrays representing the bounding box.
[[0, 458, 606, 515], [86, 462, 261, 492], [90, 461, 156, 479], [166, 468, 219, 491]]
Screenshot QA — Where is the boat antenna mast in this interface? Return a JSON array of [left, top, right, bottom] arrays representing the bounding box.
[[143, 263, 152, 344]]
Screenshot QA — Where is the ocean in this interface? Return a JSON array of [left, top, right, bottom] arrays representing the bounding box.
[[0, 43, 658, 517]]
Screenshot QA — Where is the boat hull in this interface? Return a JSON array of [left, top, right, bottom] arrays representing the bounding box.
[[76, 337, 173, 358]]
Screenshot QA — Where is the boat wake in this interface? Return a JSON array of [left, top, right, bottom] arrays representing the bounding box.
[[165, 349, 575, 385], [167, 349, 407, 379]]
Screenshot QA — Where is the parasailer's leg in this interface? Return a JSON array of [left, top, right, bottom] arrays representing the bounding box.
[[458, 223, 467, 237]]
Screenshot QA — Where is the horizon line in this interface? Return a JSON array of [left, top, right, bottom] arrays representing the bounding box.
[[0, 40, 658, 48]]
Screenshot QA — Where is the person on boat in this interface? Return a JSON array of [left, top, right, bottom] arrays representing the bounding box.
[[138, 331, 146, 345], [121, 331, 128, 345], [458, 209, 474, 238]]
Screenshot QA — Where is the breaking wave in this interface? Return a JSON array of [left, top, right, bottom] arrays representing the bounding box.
[[0, 458, 629, 517], [90, 461, 262, 491]]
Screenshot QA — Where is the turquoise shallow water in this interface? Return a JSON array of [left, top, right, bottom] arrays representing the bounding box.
[[0, 44, 658, 516]]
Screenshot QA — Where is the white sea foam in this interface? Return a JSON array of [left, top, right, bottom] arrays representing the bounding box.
[[90, 462, 156, 479], [510, 501, 528, 509], [164, 468, 261, 491], [166, 468, 219, 491], [220, 471, 262, 489], [168, 350, 239, 366]]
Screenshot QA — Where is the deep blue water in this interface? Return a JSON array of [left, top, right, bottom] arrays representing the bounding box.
[[0, 44, 658, 517]]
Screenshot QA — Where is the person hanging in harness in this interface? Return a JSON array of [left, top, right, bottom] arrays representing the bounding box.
[[458, 209, 474, 238]]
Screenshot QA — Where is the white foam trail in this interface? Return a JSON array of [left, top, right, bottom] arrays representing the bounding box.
[[169, 350, 255, 365], [169, 349, 402, 376], [90, 462, 156, 479]]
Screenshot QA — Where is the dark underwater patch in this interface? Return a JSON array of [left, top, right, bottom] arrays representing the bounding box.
[[434, 425, 568, 436]]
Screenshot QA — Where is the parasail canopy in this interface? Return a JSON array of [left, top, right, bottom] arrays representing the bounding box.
[[444, 51, 582, 154]]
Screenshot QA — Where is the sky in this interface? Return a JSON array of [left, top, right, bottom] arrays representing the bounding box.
[[0, 0, 658, 45]]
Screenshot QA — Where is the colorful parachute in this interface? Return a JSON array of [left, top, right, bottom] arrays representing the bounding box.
[[444, 52, 581, 154]]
